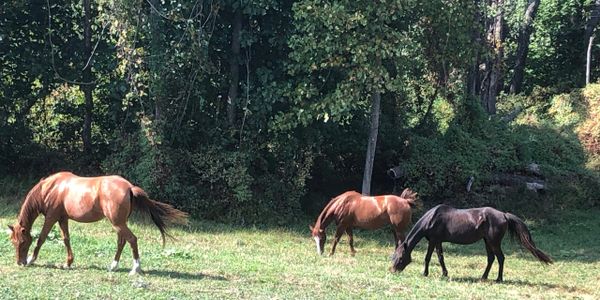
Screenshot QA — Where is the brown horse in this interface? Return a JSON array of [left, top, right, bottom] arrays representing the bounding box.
[[309, 189, 419, 256], [7, 172, 188, 275]]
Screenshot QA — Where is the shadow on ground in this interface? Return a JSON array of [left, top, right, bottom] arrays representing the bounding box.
[[29, 263, 228, 281]]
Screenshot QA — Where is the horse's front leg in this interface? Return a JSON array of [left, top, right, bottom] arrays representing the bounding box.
[[28, 218, 57, 266], [329, 226, 345, 256], [423, 242, 435, 276], [345, 228, 356, 256], [58, 218, 74, 268]]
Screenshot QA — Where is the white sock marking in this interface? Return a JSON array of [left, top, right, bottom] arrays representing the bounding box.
[[129, 259, 141, 275], [109, 260, 119, 271], [314, 237, 322, 255]]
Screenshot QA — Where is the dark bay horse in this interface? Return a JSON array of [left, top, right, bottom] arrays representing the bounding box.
[[310, 189, 420, 256], [391, 204, 552, 282], [8, 172, 188, 275]]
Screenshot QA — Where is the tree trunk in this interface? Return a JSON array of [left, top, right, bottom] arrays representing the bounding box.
[[584, 0, 600, 43], [509, 0, 540, 94], [481, 0, 504, 115], [149, 0, 164, 122], [361, 91, 381, 196], [227, 8, 242, 127], [81, 0, 93, 155], [584, 0, 600, 84], [467, 5, 482, 98], [587, 34, 595, 84]]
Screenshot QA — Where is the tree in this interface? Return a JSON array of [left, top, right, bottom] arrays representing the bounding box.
[[509, 0, 540, 94], [227, 6, 242, 127], [585, 0, 600, 84], [81, 0, 94, 155], [283, 0, 429, 195], [481, 0, 505, 115]]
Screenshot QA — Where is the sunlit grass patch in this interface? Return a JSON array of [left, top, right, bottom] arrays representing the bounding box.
[[1, 200, 599, 299]]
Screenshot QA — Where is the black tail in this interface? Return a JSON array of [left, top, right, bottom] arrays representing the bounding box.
[[130, 186, 189, 246], [505, 213, 553, 264]]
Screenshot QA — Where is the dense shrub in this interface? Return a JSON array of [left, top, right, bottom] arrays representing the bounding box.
[[101, 126, 311, 224]]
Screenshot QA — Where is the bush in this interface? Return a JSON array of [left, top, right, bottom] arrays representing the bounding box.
[[101, 126, 310, 224]]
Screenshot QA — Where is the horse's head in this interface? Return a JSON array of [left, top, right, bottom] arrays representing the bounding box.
[[7, 224, 32, 266], [309, 225, 326, 255], [390, 242, 411, 272]]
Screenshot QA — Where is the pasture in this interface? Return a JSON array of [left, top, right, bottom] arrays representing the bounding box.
[[1, 196, 599, 299]]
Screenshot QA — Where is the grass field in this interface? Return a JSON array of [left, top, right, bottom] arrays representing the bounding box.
[[1, 195, 599, 299]]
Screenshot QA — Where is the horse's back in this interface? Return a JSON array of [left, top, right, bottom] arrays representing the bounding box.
[[347, 194, 413, 229], [42, 172, 135, 223]]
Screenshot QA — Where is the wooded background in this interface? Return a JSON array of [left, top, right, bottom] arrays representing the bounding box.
[[1, 0, 599, 223]]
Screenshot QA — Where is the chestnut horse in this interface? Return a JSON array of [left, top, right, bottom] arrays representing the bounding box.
[[8, 172, 188, 275], [391, 204, 552, 282], [309, 189, 419, 256]]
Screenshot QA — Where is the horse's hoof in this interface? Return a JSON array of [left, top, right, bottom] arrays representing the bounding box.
[[129, 269, 142, 276]]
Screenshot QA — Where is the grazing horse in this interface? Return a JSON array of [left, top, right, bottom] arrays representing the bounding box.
[[391, 204, 552, 282], [309, 189, 420, 256], [7, 172, 188, 275]]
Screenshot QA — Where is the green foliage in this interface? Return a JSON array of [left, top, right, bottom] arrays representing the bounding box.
[[1, 0, 599, 223]]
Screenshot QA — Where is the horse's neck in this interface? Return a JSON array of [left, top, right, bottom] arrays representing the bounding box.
[[403, 225, 425, 254]]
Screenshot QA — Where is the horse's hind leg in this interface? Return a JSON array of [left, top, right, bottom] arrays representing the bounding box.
[[58, 218, 74, 268], [345, 228, 356, 256], [28, 218, 58, 266], [114, 225, 141, 275], [494, 245, 505, 282], [109, 228, 127, 272], [423, 241, 435, 276], [481, 240, 495, 280], [392, 227, 406, 250], [435, 243, 448, 277]]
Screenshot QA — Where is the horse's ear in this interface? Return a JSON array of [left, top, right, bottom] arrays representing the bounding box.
[[319, 229, 324, 233], [308, 225, 314, 231], [6, 225, 13, 234]]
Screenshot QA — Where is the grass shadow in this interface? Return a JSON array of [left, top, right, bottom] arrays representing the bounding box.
[[29, 263, 228, 281], [450, 276, 581, 292]]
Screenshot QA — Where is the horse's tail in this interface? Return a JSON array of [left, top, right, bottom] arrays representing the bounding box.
[[504, 213, 552, 264], [400, 188, 422, 209], [130, 186, 189, 246]]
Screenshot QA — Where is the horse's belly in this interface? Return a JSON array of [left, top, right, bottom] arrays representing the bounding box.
[[444, 232, 482, 244], [354, 217, 387, 229], [64, 200, 105, 223]]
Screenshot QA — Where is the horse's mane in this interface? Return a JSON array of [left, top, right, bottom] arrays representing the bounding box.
[[17, 179, 46, 228], [314, 191, 360, 230], [400, 188, 421, 209]]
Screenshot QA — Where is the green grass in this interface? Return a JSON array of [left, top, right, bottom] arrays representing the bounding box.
[[1, 196, 599, 299]]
